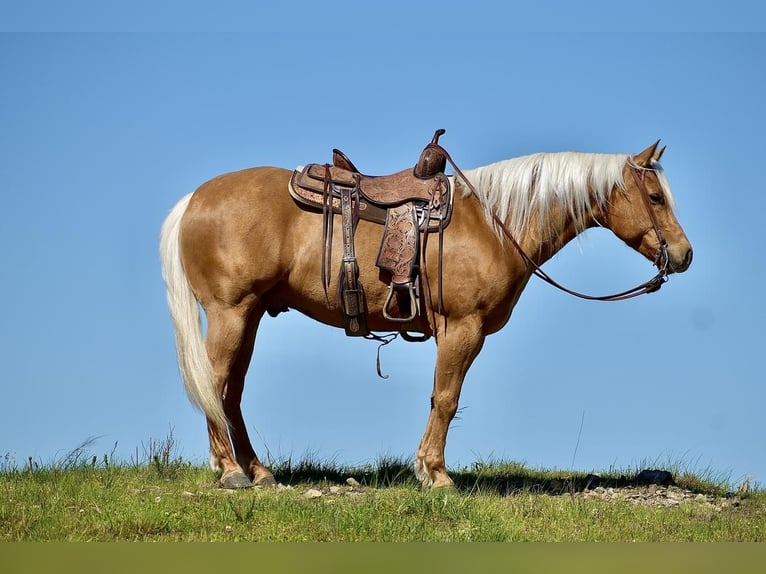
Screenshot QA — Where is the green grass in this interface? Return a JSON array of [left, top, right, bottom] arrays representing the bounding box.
[[1, 441, 764, 542]]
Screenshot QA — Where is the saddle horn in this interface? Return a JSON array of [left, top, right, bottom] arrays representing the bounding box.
[[414, 129, 447, 179]]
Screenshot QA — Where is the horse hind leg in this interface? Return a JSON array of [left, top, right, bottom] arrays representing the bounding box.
[[224, 307, 276, 487], [204, 301, 274, 489]]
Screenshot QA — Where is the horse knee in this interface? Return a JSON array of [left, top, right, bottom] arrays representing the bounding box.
[[431, 391, 459, 418]]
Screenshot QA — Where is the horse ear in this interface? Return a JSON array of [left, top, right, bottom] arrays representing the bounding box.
[[653, 144, 667, 163], [633, 139, 661, 167]]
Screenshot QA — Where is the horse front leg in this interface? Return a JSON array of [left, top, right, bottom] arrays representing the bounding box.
[[415, 317, 485, 488]]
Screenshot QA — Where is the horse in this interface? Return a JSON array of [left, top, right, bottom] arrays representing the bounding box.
[[160, 138, 692, 489]]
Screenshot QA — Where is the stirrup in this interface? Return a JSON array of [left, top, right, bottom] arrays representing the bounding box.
[[382, 282, 418, 322]]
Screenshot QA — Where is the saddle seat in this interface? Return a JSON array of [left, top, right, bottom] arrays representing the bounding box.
[[289, 163, 453, 228], [330, 134, 448, 206], [288, 130, 454, 339]]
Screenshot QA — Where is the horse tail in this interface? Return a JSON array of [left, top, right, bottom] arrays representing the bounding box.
[[159, 194, 227, 430]]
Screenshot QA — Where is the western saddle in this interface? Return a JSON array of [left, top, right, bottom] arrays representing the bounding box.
[[289, 129, 454, 338]]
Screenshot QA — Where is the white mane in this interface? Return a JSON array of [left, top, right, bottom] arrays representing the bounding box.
[[462, 152, 633, 242]]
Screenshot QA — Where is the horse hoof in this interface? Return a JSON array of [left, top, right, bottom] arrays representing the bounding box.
[[253, 475, 277, 488], [429, 477, 456, 491], [220, 470, 253, 490]]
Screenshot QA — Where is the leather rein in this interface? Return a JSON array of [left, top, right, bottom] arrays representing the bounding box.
[[425, 143, 671, 302]]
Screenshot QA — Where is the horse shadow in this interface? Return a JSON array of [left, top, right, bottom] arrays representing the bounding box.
[[271, 459, 675, 496], [451, 471, 637, 496]]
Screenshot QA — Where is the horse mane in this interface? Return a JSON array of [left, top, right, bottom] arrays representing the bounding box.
[[462, 152, 672, 242]]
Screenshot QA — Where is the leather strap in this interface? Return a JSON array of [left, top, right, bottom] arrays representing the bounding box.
[[340, 181, 356, 294], [321, 164, 334, 305], [630, 164, 669, 271], [338, 178, 367, 335], [419, 177, 448, 314]]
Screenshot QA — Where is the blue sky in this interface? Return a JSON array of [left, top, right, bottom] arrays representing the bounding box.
[[1, 5, 764, 487]]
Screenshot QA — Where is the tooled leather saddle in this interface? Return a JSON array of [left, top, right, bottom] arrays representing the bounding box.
[[289, 129, 454, 338]]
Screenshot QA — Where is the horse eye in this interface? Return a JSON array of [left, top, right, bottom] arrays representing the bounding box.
[[649, 192, 664, 205]]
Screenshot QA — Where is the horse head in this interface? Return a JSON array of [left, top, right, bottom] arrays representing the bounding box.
[[603, 140, 693, 274]]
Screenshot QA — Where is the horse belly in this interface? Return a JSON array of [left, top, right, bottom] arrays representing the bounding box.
[[276, 217, 397, 328]]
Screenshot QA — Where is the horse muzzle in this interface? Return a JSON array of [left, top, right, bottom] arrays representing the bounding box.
[[666, 245, 693, 274]]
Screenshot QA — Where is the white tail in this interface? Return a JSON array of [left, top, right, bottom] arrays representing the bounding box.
[[159, 194, 227, 429]]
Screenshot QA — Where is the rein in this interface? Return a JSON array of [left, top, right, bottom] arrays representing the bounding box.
[[424, 143, 670, 302]]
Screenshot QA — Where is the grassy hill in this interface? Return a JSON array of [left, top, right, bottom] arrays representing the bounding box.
[[2, 437, 763, 542]]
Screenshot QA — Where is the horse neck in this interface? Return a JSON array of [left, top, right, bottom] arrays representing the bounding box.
[[513, 192, 605, 266], [464, 153, 626, 266]]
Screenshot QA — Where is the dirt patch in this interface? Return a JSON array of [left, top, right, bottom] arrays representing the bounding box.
[[571, 484, 740, 510]]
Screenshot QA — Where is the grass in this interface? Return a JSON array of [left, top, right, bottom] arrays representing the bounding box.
[[1, 438, 764, 542]]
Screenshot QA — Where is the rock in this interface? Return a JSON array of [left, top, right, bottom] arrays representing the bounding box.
[[664, 488, 679, 499], [329, 486, 341, 494], [346, 477, 361, 488], [636, 469, 674, 486], [303, 488, 323, 499]]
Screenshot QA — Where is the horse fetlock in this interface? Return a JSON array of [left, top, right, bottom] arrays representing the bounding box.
[[415, 454, 454, 489], [414, 456, 431, 486]]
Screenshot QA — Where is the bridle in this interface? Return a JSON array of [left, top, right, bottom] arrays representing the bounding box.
[[425, 143, 671, 302]]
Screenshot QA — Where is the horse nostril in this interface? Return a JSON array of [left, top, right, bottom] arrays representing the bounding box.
[[684, 248, 693, 267]]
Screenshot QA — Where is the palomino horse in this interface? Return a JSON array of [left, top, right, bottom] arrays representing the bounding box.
[[160, 139, 692, 489]]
